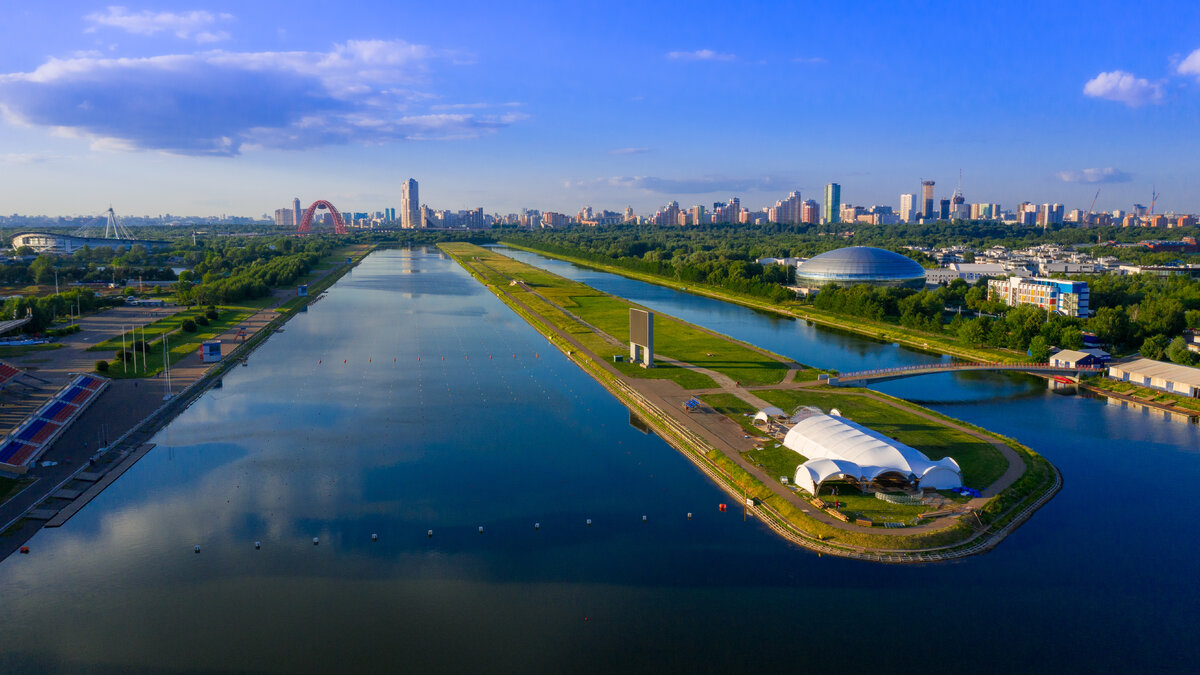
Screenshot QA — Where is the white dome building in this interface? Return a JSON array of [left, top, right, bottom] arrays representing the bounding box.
[[784, 413, 963, 495]]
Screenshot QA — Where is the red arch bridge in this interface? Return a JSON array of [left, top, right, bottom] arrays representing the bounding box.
[[828, 362, 1107, 386], [298, 200, 347, 235]]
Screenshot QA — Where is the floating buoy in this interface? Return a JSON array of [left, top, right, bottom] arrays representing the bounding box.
[[718, 504, 727, 512], [687, 512, 693, 520], [371, 533, 378, 541], [318, 360, 321, 364], [255, 541, 261, 549], [586, 519, 592, 526], [369, 358, 372, 362], [478, 526, 484, 534], [394, 358, 396, 362], [313, 537, 319, 545], [343, 359, 346, 363], [535, 522, 540, 530], [642, 515, 647, 522], [427, 529, 433, 537], [489, 355, 493, 359], [194, 545, 200, 553], [19, 546, 29, 554]]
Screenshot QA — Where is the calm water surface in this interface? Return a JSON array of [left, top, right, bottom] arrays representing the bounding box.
[[0, 247, 1196, 673]]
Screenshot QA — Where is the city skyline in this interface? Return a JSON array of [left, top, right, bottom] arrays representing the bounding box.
[[1, 2, 1199, 216]]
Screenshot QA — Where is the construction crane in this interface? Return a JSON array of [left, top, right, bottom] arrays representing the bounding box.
[[1150, 186, 1160, 215], [1088, 189, 1100, 214]]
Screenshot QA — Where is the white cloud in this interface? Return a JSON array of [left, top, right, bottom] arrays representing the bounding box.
[[0, 41, 518, 156], [666, 49, 735, 62], [84, 6, 234, 43], [428, 101, 522, 111], [1057, 167, 1132, 184], [0, 152, 65, 164], [565, 175, 788, 194], [792, 56, 826, 65], [1177, 48, 1200, 78], [1082, 70, 1164, 106], [608, 147, 649, 155]]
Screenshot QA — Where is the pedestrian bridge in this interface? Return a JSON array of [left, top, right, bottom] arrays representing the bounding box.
[[829, 362, 1107, 386]]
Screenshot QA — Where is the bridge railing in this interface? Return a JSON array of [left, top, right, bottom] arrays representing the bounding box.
[[838, 362, 1106, 381]]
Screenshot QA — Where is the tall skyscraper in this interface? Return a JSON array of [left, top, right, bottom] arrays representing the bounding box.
[[293, 197, 302, 227], [921, 180, 935, 219], [401, 178, 420, 229], [899, 193, 917, 222], [823, 183, 841, 224], [939, 199, 951, 220]]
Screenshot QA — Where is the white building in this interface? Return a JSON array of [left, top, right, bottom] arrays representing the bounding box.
[[1107, 359, 1200, 398]]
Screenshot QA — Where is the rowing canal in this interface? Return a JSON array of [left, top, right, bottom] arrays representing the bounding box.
[[1, 246, 1197, 672]]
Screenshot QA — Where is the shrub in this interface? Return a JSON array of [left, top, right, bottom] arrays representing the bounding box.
[[95, 360, 109, 373], [205, 309, 219, 320], [195, 315, 210, 327], [181, 319, 197, 332], [114, 349, 132, 362]]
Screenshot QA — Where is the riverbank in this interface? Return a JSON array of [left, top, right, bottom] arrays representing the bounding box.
[[0, 245, 373, 559], [442, 242, 1059, 562], [498, 241, 1027, 365], [1080, 377, 1200, 419]]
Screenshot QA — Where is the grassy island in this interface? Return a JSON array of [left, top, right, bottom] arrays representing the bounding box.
[[442, 242, 1060, 562]]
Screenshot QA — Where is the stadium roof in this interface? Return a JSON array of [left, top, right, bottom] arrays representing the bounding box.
[[795, 246, 926, 287], [784, 413, 962, 495]]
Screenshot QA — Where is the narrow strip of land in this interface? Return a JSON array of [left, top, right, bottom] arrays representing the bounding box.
[[442, 243, 1060, 561]]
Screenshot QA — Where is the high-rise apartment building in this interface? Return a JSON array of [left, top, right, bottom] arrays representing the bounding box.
[[401, 178, 421, 229], [899, 193, 917, 222], [801, 200, 819, 224], [921, 180, 935, 219], [274, 208, 293, 226], [293, 197, 302, 227], [823, 183, 841, 224], [769, 190, 803, 224]]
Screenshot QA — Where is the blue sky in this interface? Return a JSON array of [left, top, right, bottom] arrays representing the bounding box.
[[1, 1, 1198, 217]]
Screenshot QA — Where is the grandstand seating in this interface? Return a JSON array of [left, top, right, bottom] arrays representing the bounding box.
[[0, 361, 21, 388], [0, 374, 109, 474]]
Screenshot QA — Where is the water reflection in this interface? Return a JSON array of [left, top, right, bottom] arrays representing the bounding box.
[[1, 247, 1199, 672]]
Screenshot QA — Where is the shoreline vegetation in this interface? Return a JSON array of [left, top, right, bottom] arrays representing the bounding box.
[[497, 241, 1200, 420], [497, 240, 1029, 365], [441, 242, 1060, 562]]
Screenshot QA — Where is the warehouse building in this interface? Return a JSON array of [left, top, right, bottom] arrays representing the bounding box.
[[1107, 359, 1200, 398]]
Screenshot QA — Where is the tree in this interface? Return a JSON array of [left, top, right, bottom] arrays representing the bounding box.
[[1140, 334, 1170, 360], [29, 255, 55, 286], [1089, 306, 1133, 349], [1135, 296, 1186, 337], [1027, 335, 1050, 362], [958, 317, 988, 345], [1166, 336, 1197, 366]]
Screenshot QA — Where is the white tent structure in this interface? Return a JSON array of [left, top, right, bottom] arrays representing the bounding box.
[[752, 406, 786, 426], [784, 413, 963, 495]]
